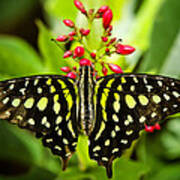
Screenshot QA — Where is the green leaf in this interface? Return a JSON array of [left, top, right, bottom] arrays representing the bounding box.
[[160, 32, 180, 78], [111, 0, 130, 21], [37, 21, 68, 73], [160, 118, 180, 159], [0, 74, 12, 81], [0, 36, 44, 77], [138, 0, 180, 73], [44, 0, 77, 21], [147, 164, 180, 180], [129, 0, 165, 50], [76, 135, 96, 170], [113, 158, 149, 180], [0, 122, 44, 165], [0, 120, 63, 173], [136, 117, 180, 180]]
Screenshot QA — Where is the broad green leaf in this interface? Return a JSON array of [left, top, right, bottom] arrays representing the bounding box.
[[138, 0, 180, 73], [0, 74, 12, 81], [0, 121, 80, 177], [136, 131, 166, 170], [44, 0, 77, 21], [113, 158, 149, 180], [147, 164, 180, 180], [0, 36, 44, 77], [37, 21, 68, 73], [0, 122, 45, 165], [0, 120, 64, 173], [131, 0, 165, 49], [160, 118, 180, 159], [111, 0, 130, 21], [136, 117, 180, 180], [160, 31, 180, 78], [129, 0, 165, 50], [76, 135, 96, 170]]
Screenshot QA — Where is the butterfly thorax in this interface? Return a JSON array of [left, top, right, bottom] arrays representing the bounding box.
[[77, 65, 96, 136]]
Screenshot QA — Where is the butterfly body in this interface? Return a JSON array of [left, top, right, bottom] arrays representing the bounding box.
[[0, 65, 180, 178], [77, 65, 96, 135]]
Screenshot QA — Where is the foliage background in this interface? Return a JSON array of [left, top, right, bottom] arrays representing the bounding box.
[[0, 0, 180, 179]]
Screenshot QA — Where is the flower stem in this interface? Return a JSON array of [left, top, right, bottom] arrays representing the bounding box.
[[51, 38, 65, 51]]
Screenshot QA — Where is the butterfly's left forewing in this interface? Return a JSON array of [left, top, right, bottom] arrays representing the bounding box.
[[89, 74, 180, 178], [0, 75, 78, 169]]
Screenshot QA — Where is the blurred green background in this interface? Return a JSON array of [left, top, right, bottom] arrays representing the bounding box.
[[0, 0, 180, 179]]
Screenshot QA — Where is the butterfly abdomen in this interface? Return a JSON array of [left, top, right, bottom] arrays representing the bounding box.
[[77, 66, 96, 135]]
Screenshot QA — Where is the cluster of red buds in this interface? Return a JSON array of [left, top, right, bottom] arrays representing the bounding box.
[[53, 0, 162, 133], [54, 0, 135, 79], [145, 123, 161, 133]]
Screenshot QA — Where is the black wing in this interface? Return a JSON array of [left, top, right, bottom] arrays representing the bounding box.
[[89, 74, 180, 178], [0, 75, 78, 169]]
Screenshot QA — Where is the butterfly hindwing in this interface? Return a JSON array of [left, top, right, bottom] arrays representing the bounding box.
[[89, 74, 180, 178], [0, 75, 78, 168]]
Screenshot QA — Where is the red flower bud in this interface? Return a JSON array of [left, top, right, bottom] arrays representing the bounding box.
[[69, 36, 74, 41], [83, 29, 90, 36], [107, 25, 113, 32], [102, 66, 108, 76], [96, 75, 100, 80], [56, 35, 68, 42], [63, 19, 74, 28], [154, 123, 161, 130], [68, 31, 76, 36], [105, 48, 110, 53], [72, 54, 76, 59], [80, 9, 87, 14], [66, 72, 77, 79], [108, 32, 112, 36], [60, 66, 71, 73], [79, 58, 92, 66], [116, 44, 135, 55], [74, 46, 85, 57], [110, 37, 116, 44], [145, 124, 154, 133], [73, 66, 77, 71], [98, 5, 109, 14], [108, 63, 123, 74], [80, 28, 90, 36], [102, 36, 108, 42], [90, 52, 96, 59], [63, 50, 72, 58], [107, 37, 116, 46], [102, 9, 113, 29], [74, 0, 86, 14]]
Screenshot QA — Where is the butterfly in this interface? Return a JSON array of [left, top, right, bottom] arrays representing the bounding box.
[[0, 65, 179, 178]]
